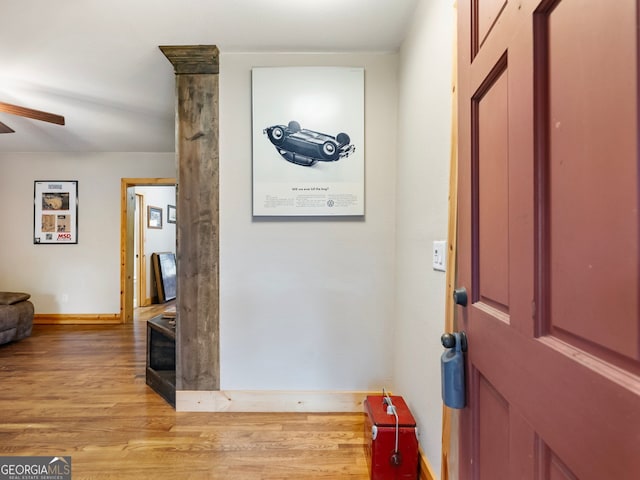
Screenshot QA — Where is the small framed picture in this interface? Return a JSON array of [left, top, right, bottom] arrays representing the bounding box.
[[147, 206, 162, 229], [167, 205, 176, 224]]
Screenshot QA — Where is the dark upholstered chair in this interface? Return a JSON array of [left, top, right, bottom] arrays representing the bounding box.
[[0, 292, 34, 345]]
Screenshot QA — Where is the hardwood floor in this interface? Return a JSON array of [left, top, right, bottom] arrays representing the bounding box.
[[0, 305, 369, 479]]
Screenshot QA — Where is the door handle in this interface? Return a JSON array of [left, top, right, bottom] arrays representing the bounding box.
[[441, 331, 468, 352], [453, 287, 468, 307]]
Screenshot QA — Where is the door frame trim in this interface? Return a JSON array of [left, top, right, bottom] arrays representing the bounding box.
[[442, 3, 460, 477], [134, 193, 148, 307]]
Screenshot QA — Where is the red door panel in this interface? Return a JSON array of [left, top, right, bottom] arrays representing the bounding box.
[[476, 374, 510, 480], [545, 0, 639, 361], [477, 65, 510, 311], [457, 0, 640, 478], [542, 445, 578, 480]]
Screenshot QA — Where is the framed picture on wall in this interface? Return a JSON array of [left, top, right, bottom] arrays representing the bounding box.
[[167, 205, 176, 224], [251, 67, 365, 217], [147, 206, 163, 229], [34, 180, 78, 244]]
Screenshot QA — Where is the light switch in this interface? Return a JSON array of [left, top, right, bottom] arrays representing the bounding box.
[[433, 240, 447, 272]]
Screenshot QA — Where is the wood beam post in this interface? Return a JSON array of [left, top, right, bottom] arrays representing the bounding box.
[[160, 45, 220, 391]]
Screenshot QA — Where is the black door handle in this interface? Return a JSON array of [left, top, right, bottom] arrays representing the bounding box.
[[453, 287, 468, 307], [441, 331, 468, 352]]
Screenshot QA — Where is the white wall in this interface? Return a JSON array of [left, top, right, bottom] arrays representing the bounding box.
[[394, 0, 455, 476], [218, 53, 398, 390], [0, 152, 175, 313]]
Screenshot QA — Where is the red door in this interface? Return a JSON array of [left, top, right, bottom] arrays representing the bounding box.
[[456, 0, 640, 478]]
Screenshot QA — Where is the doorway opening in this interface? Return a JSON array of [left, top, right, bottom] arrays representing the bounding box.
[[120, 178, 176, 323]]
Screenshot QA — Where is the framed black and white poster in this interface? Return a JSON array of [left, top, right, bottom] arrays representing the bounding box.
[[34, 180, 78, 244], [252, 67, 365, 216]]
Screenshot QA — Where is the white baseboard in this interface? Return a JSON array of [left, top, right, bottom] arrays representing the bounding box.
[[176, 390, 377, 413]]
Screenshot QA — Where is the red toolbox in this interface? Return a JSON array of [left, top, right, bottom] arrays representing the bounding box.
[[364, 394, 419, 480]]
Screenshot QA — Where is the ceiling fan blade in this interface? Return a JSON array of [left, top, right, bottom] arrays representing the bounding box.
[[0, 121, 15, 133], [0, 101, 65, 126]]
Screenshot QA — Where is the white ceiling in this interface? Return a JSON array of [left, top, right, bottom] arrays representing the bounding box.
[[0, 0, 419, 153]]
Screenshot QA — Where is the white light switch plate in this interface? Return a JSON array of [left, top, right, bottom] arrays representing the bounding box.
[[433, 240, 446, 272]]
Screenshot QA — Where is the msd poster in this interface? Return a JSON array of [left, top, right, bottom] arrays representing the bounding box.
[[33, 180, 78, 244], [252, 67, 365, 216]]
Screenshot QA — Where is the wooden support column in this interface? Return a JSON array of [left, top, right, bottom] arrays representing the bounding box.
[[160, 45, 220, 391]]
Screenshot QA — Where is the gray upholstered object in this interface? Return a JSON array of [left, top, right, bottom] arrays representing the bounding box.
[[0, 292, 31, 305], [0, 292, 34, 345]]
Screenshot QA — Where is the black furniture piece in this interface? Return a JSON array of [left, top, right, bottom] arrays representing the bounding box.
[[146, 315, 176, 407]]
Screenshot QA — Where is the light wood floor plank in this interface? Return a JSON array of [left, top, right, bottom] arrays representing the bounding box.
[[0, 305, 369, 479]]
